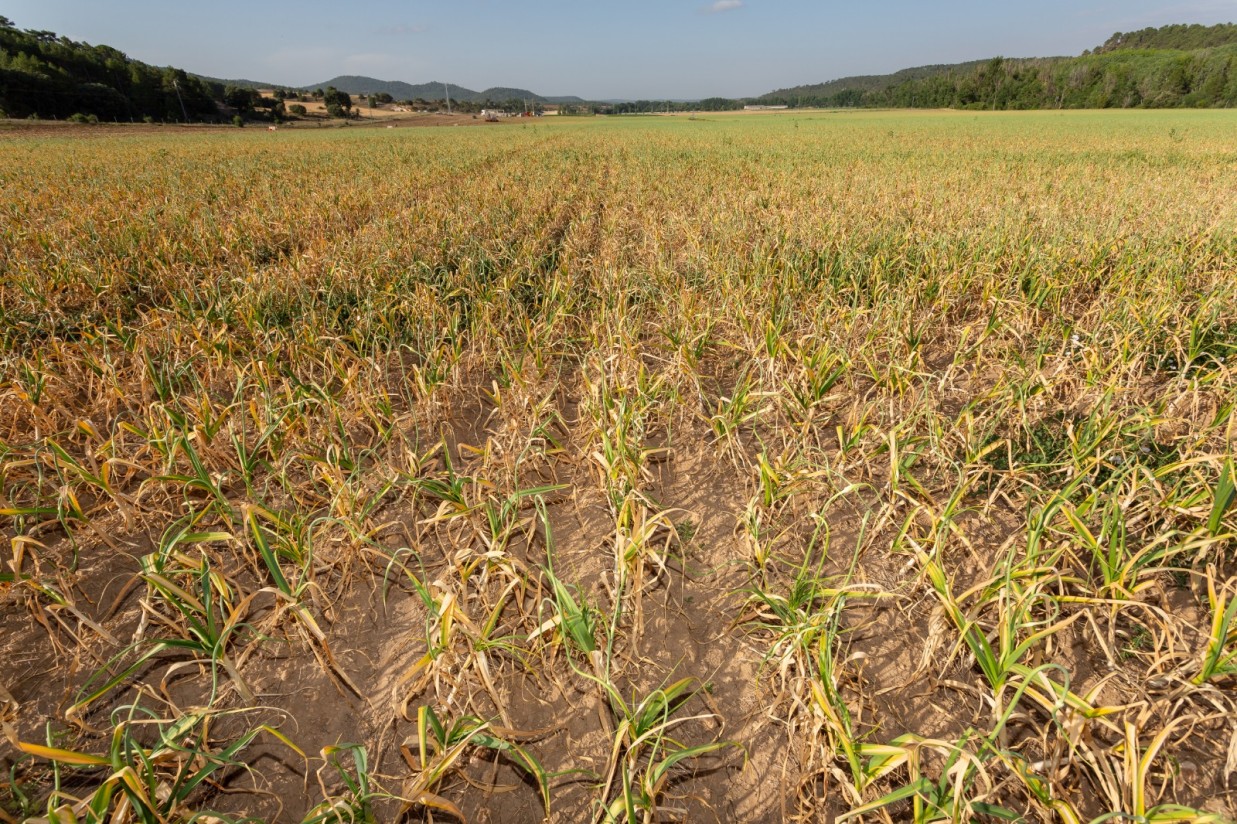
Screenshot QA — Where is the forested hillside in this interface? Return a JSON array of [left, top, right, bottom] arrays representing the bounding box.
[[0, 16, 220, 121], [762, 61, 990, 106], [1092, 23, 1237, 53], [761, 23, 1237, 109]]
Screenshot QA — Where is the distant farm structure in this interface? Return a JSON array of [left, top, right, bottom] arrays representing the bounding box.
[[743, 104, 789, 111]]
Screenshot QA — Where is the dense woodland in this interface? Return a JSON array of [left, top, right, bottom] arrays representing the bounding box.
[[0, 16, 219, 121], [2, 17, 1236, 122], [762, 48, 1237, 110], [761, 25, 1237, 109], [1092, 23, 1237, 53]]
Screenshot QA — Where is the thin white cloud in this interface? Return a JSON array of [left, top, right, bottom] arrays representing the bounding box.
[[377, 23, 428, 36], [342, 52, 407, 73], [708, 0, 743, 13], [263, 45, 338, 73]]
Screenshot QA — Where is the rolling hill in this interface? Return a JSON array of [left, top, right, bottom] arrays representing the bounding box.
[[301, 75, 583, 104], [190, 74, 281, 92], [302, 76, 476, 101], [760, 60, 992, 101], [758, 22, 1237, 109]]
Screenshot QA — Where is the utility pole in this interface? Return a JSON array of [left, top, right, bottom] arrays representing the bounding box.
[[172, 78, 189, 123]]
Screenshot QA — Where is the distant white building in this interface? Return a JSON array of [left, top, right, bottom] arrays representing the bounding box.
[[744, 105, 789, 111]]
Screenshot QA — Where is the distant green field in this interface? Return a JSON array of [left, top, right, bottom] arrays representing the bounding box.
[[2, 109, 1235, 823]]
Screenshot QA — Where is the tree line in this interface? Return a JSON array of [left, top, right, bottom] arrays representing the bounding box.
[[4, 16, 1236, 123], [806, 48, 1234, 110], [0, 17, 220, 121], [1092, 24, 1237, 53], [0, 15, 569, 124], [761, 25, 1237, 111]]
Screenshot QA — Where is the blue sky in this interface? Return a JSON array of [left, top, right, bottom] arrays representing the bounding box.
[[5, 1, 1235, 98]]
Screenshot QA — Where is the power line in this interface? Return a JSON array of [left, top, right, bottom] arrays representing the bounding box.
[[172, 78, 189, 123]]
